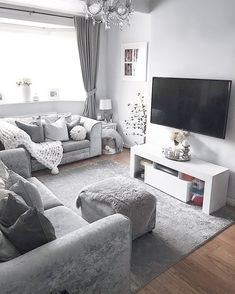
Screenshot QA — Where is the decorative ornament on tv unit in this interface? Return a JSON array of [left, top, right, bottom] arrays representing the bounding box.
[[162, 130, 191, 161]]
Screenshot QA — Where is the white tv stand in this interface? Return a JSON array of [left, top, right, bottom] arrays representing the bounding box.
[[130, 144, 229, 215]]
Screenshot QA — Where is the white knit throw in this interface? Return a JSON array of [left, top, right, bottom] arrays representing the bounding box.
[[0, 121, 63, 174]]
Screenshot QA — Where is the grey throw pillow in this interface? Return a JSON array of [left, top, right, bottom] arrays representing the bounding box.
[[0, 189, 15, 201], [44, 117, 69, 142], [10, 180, 44, 214], [0, 208, 56, 254], [0, 160, 26, 189], [67, 117, 81, 132], [5, 170, 25, 190], [0, 231, 20, 262], [58, 112, 72, 123], [0, 193, 28, 227], [15, 120, 44, 143]]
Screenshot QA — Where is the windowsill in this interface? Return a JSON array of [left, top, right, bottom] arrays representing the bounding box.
[[0, 100, 85, 105]]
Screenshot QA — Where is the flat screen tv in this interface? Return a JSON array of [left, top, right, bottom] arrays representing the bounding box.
[[151, 77, 232, 139]]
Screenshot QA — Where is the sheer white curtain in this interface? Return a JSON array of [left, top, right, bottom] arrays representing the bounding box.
[[0, 23, 86, 103]]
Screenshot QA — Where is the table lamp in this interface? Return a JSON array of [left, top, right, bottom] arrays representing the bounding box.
[[99, 99, 112, 122]]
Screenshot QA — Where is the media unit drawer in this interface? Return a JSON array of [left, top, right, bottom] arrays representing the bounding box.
[[145, 165, 192, 203]]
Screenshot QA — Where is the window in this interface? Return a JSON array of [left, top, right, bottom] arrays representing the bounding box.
[[0, 19, 86, 103]]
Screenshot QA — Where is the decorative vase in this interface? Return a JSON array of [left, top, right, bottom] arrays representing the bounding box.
[[21, 85, 31, 102]]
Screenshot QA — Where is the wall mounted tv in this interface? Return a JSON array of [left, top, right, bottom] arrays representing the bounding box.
[[151, 77, 232, 139]]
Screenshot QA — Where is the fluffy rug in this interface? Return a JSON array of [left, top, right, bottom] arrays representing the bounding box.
[[36, 160, 235, 293]]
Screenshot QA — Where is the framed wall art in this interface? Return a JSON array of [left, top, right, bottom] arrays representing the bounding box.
[[48, 88, 59, 100], [121, 42, 148, 81]]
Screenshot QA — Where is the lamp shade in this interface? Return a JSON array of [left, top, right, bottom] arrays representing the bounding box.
[[99, 99, 112, 110]]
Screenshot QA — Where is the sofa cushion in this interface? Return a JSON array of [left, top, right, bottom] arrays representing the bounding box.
[[44, 206, 88, 238], [0, 208, 56, 254], [70, 126, 87, 141], [0, 160, 9, 187], [15, 120, 44, 143], [27, 177, 63, 210], [0, 231, 20, 262], [0, 189, 13, 200], [44, 117, 69, 142], [0, 193, 28, 227], [67, 117, 81, 132], [62, 140, 90, 153], [5, 170, 25, 189], [10, 180, 44, 214]]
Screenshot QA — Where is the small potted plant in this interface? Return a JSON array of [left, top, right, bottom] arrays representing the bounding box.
[[16, 78, 32, 102]]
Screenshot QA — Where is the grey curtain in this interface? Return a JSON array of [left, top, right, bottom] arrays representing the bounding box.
[[74, 16, 100, 119]]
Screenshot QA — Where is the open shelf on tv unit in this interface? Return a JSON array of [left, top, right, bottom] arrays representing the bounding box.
[[130, 144, 230, 215]]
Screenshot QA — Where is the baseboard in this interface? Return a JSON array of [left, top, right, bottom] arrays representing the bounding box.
[[227, 197, 235, 207]]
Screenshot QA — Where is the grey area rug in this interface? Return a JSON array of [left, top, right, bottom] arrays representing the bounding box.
[[36, 160, 235, 293]]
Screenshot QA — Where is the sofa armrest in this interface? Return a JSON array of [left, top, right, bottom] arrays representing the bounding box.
[[0, 148, 31, 178], [81, 116, 102, 157], [0, 214, 131, 294]]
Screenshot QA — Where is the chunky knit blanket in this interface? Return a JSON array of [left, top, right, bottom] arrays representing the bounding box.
[[0, 121, 63, 174]]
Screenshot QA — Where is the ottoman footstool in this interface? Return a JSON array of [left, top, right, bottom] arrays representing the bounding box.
[[76, 176, 156, 240]]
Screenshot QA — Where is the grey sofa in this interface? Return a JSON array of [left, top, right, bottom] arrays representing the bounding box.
[[0, 148, 131, 294], [0, 115, 102, 172]]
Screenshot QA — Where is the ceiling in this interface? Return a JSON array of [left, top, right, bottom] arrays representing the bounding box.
[[0, 0, 152, 15]]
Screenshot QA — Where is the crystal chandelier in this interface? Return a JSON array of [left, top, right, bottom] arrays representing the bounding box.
[[84, 0, 134, 30]]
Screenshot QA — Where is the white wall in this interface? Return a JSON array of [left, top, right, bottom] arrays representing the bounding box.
[[0, 101, 84, 117], [107, 12, 150, 146], [147, 0, 235, 202]]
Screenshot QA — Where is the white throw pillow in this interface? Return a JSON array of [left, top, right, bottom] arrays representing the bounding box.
[[70, 126, 86, 141], [44, 117, 69, 142]]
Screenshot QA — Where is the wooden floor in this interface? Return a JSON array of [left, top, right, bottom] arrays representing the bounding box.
[[102, 149, 235, 294], [35, 149, 235, 293]]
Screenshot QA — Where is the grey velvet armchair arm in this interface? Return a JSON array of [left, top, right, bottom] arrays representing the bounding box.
[[81, 117, 102, 157], [0, 214, 131, 294], [0, 147, 31, 178]]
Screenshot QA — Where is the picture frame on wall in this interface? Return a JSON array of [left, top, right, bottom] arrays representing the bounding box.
[[121, 42, 148, 82], [48, 88, 59, 100]]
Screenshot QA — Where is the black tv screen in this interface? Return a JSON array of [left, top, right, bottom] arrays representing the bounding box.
[[151, 77, 232, 139]]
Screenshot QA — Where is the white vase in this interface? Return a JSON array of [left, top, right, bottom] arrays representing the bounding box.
[[22, 85, 31, 102]]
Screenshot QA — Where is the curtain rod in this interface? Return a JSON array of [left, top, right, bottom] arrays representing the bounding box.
[[0, 6, 75, 19]]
